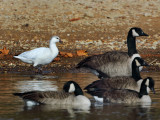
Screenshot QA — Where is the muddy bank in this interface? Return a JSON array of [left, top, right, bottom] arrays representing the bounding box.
[[0, 0, 160, 73]]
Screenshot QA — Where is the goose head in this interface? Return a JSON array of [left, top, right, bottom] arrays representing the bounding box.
[[50, 36, 63, 44], [132, 57, 149, 68], [144, 77, 155, 94], [63, 81, 84, 96], [129, 27, 149, 37], [132, 57, 148, 80], [139, 77, 155, 97]]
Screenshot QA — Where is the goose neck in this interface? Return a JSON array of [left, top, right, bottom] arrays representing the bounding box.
[[139, 85, 149, 98], [132, 67, 142, 81], [50, 43, 58, 53], [74, 88, 84, 96], [127, 35, 138, 57]]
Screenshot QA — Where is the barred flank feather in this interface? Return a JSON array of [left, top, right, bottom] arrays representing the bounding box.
[[77, 51, 132, 77], [85, 77, 140, 92]]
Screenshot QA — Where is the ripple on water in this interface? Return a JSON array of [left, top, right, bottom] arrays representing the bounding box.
[[0, 72, 160, 120]]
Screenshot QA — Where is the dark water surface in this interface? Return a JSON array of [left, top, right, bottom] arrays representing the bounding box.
[[0, 72, 160, 120]]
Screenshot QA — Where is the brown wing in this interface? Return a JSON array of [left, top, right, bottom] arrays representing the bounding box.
[[77, 51, 131, 77], [103, 89, 140, 103], [103, 77, 138, 90], [85, 77, 138, 92], [77, 51, 129, 69], [14, 91, 71, 104]]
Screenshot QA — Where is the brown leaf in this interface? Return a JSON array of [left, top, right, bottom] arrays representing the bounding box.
[[0, 47, 9, 55], [77, 50, 88, 56], [54, 57, 60, 61], [66, 53, 73, 57], [59, 52, 66, 57], [69, 18, 81, 22], [60, 51, 73, 58]]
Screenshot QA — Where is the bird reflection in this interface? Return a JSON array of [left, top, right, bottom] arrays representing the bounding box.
[[22, 104, 90, 118]]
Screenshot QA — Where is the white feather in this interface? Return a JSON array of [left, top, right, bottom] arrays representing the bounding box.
[[145, 79, 149, 86], [135, 59, 141, 67], [132, 29, 139, 37], [74, 95, 91, 106], [25, 100, 39, 106], [69, 83, 75, 93], [129, 54, 142, 71], [136, 79, 143, 92], [94, 96, 103, 103], [14, 36, 60, 67], [140, 95, 151, 103]]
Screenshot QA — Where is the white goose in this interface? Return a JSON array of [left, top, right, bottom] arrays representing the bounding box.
[[14, 36, 62, 71]]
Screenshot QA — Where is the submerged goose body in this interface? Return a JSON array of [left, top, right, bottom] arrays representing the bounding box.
[[13, 81, 91, 106], [77, 27, 148, 78], [86, 78, 155, 104], [85, 57, 149, 92], [14, 36, 62, 67]]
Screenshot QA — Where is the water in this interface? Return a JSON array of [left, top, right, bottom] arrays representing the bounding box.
[[0, 72, 160, 120]]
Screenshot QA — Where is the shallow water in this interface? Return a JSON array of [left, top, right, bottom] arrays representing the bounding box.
[[0, 72, 160, 120]]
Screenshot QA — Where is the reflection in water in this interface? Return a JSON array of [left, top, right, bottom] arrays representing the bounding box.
[[23, 104, 90, 118], [15, 80, 58, 92], [91, 102, 152, 120], [0, 72, 160, 120]]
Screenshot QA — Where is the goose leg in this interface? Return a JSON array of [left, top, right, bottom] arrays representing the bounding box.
[[35, 65, 43, 74]]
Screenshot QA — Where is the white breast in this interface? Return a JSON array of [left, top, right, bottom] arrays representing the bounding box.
[[140, 95, 151, 103], [74, 95, 91, 106]]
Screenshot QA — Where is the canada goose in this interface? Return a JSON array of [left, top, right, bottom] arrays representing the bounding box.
[[84, 57, 149, 92], [86, 78, 155, 103], [76, 27, 149, 78], [14, 36, 62, 71], [13, 81, 91, 106]]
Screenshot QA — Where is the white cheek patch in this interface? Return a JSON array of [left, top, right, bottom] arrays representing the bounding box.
[[145, 79, 149, 86], [147, 87, 150, 93], [139, 66, 143, 71], [135, 59, 141, 67], [69, 83, 75, 93], [132, 29, 139, 37]]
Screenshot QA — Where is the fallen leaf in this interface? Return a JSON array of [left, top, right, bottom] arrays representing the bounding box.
[[0, 47, 9, 55], [66, 53, 73, 57], [54, 57, 60, 61], [60, 51, 73, 58], [69, 18, 81, 22], [77, 50, 88, 56], [59, 52, 66, 57]]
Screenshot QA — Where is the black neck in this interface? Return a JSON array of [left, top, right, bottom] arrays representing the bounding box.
[[132, 66, 142, 81], [127, 32, 138, 57], [74, 88, 84, 96], [139, 83, 148, 98]]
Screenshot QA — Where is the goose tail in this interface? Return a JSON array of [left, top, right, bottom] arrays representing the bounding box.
[[76, 56, 92, 68], [13, 93, 24, 97], [84, 80, 104, 92]]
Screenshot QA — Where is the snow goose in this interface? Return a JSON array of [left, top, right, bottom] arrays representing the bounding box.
[[14, 36, 62, 71]]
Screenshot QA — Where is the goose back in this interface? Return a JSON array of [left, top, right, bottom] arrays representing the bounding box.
[[14, 91, 74, 105], [77, 51, 132, 77], [85, 77, 141, 92]]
